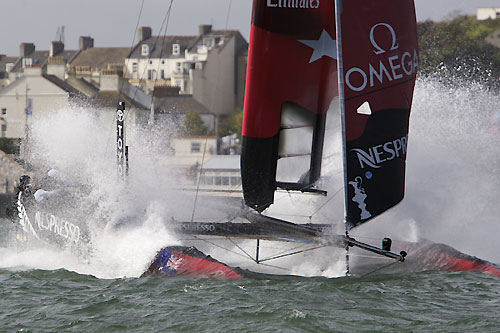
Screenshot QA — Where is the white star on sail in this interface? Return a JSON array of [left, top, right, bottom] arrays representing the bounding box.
[[299, 30, 337, 63]]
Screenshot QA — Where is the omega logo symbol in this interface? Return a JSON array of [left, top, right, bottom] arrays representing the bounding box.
[[116, 109, 124, 121], [370, 23, 399, 55]]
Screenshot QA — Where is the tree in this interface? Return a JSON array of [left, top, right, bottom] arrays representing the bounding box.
[[418, 16, 500, 89], [218, 108, 243, 140], [0, 138, 19, 155], [182, 112, 208, 136]]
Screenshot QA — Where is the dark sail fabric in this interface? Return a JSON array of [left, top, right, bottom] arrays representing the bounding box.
[[241, 0, 338, 211], [337, 0, 418, 229]]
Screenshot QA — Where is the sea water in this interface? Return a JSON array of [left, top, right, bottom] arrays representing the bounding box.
[[1, 77, 500, 331]]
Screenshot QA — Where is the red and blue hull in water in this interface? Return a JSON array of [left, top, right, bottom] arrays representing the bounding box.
[[144, 247, 243, 280], [146, 243, 500, 279]]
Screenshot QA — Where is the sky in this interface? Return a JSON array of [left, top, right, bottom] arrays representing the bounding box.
[[0, 0, 498, 56]]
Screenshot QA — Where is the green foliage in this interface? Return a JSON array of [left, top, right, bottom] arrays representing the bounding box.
[[0, 138, 19, 155], [218, 108, 243, 140], [182, 112, 208, 136], [418, 16, 500, 88]]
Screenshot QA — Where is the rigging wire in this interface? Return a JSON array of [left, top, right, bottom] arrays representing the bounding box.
[[102, 0, 146, 163], [308, 186, 344, 219], [182, 235, 289, 271], [190, 0, 233, 223], [103, 0, 175, 164], [360, 260, 402, 278], [258, 245, 330, 263]]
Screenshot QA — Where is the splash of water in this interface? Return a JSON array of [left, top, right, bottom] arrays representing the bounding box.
[[5, 107, 190, 278], [4, 75, 499, 278], [350, 77, 500, 263]]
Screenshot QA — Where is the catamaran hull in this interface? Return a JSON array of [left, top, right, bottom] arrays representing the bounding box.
[[145, 237, 500, 279]]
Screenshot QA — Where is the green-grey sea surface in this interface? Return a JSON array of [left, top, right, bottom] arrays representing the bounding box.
[[2, 268, 500, 332], [2, 220, 500, 332]]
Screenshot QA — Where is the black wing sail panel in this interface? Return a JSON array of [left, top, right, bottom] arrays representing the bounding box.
[[241, 0, 338, 211], [337, 0, 418, 229]]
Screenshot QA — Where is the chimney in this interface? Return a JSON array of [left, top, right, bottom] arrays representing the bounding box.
[[79, 36, 94, 50], [47, 56, 66, 79], [100, 69, 123, 91], [138, 27, 152, 42], [199, 25, 212, 35], [24, 64, 42, 76], [20, 43, 35, 57], [50, 41, 64, 56]]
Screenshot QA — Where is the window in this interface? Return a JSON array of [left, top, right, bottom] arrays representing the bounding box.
[[203, 38, 214, 48], [1, 108, 6, 115], [148, 69, 156, 80], [160, 70, 165, 79], [1, 123, 6, 138], [5, 63, 13, 72], [201, 175, 214, 185], [132, 62, 137, 73], [141, 44, 149, 56], [161, 59, 165, 65], [149, 60, 153, 65], [22, 58, 32, 68], [172, 44, 180, 55], [191, 142, 201, 153], [176, 62, 182, 72]]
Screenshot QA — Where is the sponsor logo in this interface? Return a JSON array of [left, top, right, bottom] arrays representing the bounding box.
[[35, 211, 81, 243], [166, 255, 183, 271], [345, 23, 418, 92], [16, 193, 40, 240], [267, 0, 319, 8], [116, 109, 125, 176], [348, 176, 371, 220], [180, 223, 216, 233], [351, 135, 408, 169]]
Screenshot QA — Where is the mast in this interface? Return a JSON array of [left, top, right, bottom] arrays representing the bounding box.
[[116, 102, 126, 180], [334, 0, 349, 233]]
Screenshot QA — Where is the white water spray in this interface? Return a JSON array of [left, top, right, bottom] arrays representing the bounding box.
[[351, 77, 500, 263]]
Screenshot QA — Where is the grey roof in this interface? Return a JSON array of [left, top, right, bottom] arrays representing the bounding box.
[[10, 50, 78, 73], [202, 155, 240, 171], [0, 55, 18, 73], [85, 91, 149, 110], [128, 29, 247, 60], [69, 47, 131, 70], [129, 35, 197, 59], [154, 94, 210, 114], [10, 50, 49, 72], [41, 73, 85, 98], [186, 30, 240, 53], [65, 77, 99, 97]]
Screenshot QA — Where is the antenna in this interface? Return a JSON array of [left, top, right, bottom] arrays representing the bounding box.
[[60, 26, 65, 44], [55, 25, 65, 43]]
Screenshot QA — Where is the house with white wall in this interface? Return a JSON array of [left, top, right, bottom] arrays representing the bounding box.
[[477, 8, 500, 20], [125, 25, 248, 116], [0, 65, 82, 138]]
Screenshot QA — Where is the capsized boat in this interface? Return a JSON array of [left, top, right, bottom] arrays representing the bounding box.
[[147, 0, 500, 279], [8, 0, 500, 280]]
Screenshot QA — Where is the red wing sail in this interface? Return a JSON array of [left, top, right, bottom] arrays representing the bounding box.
[[337, 0, 418, 229], [241, 0, 338, 211]]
